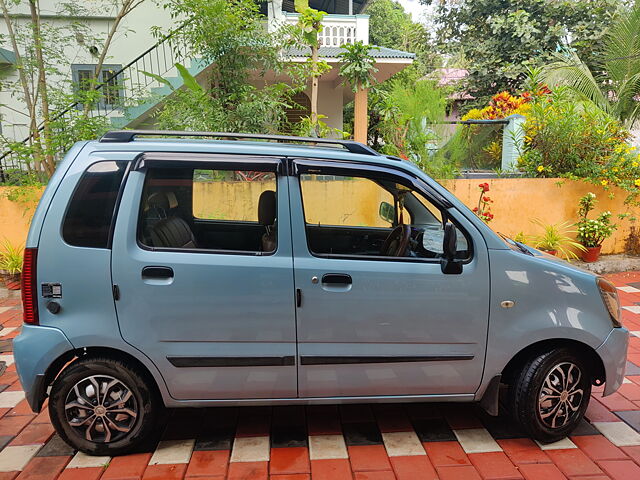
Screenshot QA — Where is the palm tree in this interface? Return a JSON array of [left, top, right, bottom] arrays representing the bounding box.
[[543, 5, 640, 128]]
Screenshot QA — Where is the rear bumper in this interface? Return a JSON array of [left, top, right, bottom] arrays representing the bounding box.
[[13, 325, 75, 412], [595, 327, 629, 396]]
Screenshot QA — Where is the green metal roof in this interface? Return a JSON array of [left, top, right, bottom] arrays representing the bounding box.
[[286, 45, 415, 60], [0, 48, 16, 65]]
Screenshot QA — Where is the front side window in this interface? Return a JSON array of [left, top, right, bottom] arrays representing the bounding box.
[[138, 166, 277, 253], [62, 161, 128, 248], [299, 171, 469, 260]]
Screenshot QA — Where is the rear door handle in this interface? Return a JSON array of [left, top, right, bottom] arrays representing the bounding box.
[[321, 273, 352, 285], [142, 266, 174, 279]]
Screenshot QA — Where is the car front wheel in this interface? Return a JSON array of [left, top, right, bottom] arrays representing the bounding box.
[[49, 357, 161, 455], [509, 348, 592, 443]]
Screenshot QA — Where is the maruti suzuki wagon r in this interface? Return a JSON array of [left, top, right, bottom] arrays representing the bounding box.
[[13, 130, 629, 455]]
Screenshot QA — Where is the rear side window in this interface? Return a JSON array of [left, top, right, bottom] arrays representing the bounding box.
[[62, 161, 127, 248], [138, 166, 277, 253], [192, 169, 276, 221]]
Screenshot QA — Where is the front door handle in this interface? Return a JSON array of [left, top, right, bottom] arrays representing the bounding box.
[[142, 266, 174, 280], [321, 273, 352, 285]]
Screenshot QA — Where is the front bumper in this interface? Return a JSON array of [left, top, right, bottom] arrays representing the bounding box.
[[13, 325, 75, 412], [595, 327, 629, 396]]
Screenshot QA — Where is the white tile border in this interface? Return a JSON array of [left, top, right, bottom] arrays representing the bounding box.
[[0, 354, 14, 366], [67, 452, 111, 468], [381, 431, 426, 457], [0, 390, 25, 408], [0, 445, 41, 472], [453, 428, 502, 454], [618, 286, 640, 293], [535, 437, 578, 450], [308, 434, 348, 460], [593, 421, 640, 447], [149, 439, 195, 465], [622, 305, 640, 314], [229, 436, 270, 463], [0, 327, 17, 337]]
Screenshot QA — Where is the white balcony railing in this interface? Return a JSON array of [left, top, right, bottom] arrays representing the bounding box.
[[274, 12, 369, 47]]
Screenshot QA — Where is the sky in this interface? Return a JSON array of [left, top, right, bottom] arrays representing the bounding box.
[[396, 0, 430, 22]]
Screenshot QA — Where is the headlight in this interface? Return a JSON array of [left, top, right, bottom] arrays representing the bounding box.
[[597, 277, 622, 328]]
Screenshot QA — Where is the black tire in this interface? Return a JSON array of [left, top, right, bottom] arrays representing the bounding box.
[[49, 356, 162, 455], [509, 348, 592, 443]]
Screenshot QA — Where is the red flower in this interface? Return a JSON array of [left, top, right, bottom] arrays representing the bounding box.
[[478, 182, 490, 192], [483, 196, 490, 202], [472, 207, 479, 212]]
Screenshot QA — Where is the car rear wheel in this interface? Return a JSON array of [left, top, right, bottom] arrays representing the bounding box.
[[49, 357, 162, 455], [509, 348, 592, 443]]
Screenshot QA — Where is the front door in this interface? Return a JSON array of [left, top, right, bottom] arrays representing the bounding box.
[[111, 153, 297, 400], [289, 160, 491, 398]]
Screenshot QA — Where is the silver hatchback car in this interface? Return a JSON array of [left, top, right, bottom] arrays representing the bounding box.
[[14, 131, 629, 455]]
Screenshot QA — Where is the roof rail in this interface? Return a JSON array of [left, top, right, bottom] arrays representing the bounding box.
[[99, 130, 381, 156]]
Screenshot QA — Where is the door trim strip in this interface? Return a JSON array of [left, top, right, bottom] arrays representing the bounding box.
[[167, 356, 295, 367], [299, 355, 474, 365]]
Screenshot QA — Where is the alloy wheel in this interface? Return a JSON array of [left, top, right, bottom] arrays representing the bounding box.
[[538, 361, 584, 429], [64, 374, 138, 443]]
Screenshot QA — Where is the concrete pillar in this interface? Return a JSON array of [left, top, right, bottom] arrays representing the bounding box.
[[267, 0, 284, 32], [354, 88, 368, 143], [501, 114, 526, 171]]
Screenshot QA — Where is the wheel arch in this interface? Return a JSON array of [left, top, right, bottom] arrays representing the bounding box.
[[501, 338, 605, 387], [43, 346, 164, 405]]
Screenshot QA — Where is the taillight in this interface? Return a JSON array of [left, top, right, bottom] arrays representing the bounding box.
[[21, 247, 38, 325]]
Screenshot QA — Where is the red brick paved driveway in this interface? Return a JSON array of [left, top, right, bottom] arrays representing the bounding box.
[[0, 272, 639, 479]]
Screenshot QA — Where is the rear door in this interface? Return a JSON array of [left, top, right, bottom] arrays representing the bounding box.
[[111, 153, 297, 400], [289, 160, 491, 398]]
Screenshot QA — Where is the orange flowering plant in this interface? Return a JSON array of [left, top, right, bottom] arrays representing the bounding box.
[[473, 182, 494, 223], [517, 86, 640, 203]]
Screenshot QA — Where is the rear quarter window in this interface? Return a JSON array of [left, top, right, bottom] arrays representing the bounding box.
[[62, 161, 128, 248]]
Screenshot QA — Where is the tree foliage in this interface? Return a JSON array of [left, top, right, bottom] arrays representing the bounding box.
[[0, 0, 144, 179], [543, 3, 640, 128], [365, 0, 438, 77], [338, 41, 378, 92], [422, 0, 624, 107], [152, 0, 306, 133], [373, 80, 453, 178], [294, 0, 328, 129]]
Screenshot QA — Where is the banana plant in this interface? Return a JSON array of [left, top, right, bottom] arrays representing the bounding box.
[[141, 63, 204, 94]]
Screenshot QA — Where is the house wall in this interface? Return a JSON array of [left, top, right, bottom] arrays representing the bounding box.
[[317, 82, 345, 133], [2, 178, 638, 255], [0, 1, 174, 142]]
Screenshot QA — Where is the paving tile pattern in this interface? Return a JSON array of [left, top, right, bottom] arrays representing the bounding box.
[[1, 271, 640, 479]]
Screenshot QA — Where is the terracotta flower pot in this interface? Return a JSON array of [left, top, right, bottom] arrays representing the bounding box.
[[582, 246, 601, 263], [542, 250, 557, 256], [4, 273, 21, 290]]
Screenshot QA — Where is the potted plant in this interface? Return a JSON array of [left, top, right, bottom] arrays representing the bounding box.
[[576, 193, 617, 262], [0, 240, 24, 290], [531, 220, 586, 260]]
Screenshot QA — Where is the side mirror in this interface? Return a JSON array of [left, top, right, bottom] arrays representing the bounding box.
[[441, 222, 463, 274], [379, 201, 394, 224]]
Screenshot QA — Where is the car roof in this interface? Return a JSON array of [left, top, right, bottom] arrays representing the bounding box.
[[84, 131, 409, 170], [86, 138, 411, 168]]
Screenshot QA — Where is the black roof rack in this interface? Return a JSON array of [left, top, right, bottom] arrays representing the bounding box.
[[99, 130, 381, 156]]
